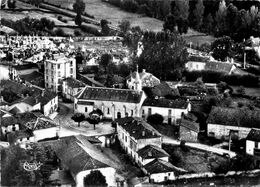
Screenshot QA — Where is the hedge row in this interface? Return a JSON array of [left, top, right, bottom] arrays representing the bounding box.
[[183, 70, 259, 87]]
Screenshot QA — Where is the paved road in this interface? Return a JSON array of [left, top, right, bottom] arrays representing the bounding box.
[[163, 136, 237, 158], [53, 102, 115, 137]]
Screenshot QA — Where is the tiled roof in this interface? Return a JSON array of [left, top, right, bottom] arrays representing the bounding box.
[[1, 112, 38, 128], [77, 87, 143, 103], [151, 82, 180, 97], [189, 55, 209, 62], [22, 96, 38, 106], [142, 98, 189, 109], [180, 119, 200, 133], [64, 77, 86, 88], [137, 145, 169, 159], [116, 117, 161, 140], [246, 129, 260, 142], [144, 159, 187, 174], [207, 107, 260, 129], [35, 91, 56, 106], [78, 74, 104, 87], [19, 71, 43, 81], [205, 62, 234, 73], [9, 106, 22, 114], [13, 63, 39, 71], [42, 136, 109, 177]]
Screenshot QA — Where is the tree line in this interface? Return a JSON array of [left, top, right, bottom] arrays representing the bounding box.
[[105, 0, 260, 41]]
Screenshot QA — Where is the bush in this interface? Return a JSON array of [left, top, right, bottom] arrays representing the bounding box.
[[147, 113, 164, 125], [74, 29, 82, 36], [55, 28, 66, 36], [121, 0, 138, 13], [80, 25, 101, 36]]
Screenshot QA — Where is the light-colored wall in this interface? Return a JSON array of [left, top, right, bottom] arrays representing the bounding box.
[[33, 127, 58, 141], [43, 96, 58, 116], [150, 172, 175, 183], [142, 105, 190, 123], [208, 124, 252, 139], [246, 140, 260, 155], [1, 124, 19, 135], [9, 102, 41, 113], [185, 61, 206, 71], [141, 156, 168, 166], [76, 167, 116, 187]]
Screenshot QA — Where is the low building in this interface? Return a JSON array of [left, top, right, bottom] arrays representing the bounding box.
[[19, 71, 44, 88], [179, 119, 199, 142], [116, 117, 162, 164], [62, 77, 86, 101], [246, 129, 260, 159], [43, 135, 117, 187], [143, 159, 187, 183], [74, 87, 146, 119], [142, 98, 191, 124], [207, 107, 260, 140]]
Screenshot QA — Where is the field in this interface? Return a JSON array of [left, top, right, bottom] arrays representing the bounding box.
[[182, 29, 216, 46]]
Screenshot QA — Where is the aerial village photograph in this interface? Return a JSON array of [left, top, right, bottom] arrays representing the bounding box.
[[0, 0, 260, 186]]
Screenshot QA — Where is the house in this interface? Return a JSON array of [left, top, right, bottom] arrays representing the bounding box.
[[246, 129, 260, 159], [74, 87, 146, 119], [127, 68, 160, 91], [205, 61, 236, 74], [8, 89, 58, 116], [43, 135, 117, 187], [45, 53, 76, 93], [179, 119, 199, 142], [62, 77, 86, 101], [207, 107, 260, 140], [142, 98, 191, 124], [0, 109, 12, 118], [11, 63, 39, 81], [116, 117, 162, 162], [143, 159, 186, 183]]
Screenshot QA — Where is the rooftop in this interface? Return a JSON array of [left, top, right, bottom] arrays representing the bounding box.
[[144, 159, 187, 174], [137, 145, 169, 159], [77, 87, 143, 103], [142, 98, 189, 109], [64, 77, 86, 88], [12, 63, 39, 71], [246, 128, 260, 142], [180, 119, 200, 133], [116, 117, 161, 140], [7, 130, 33, 144], [207, 107, 260, 129], [205, 61, 234, 73]]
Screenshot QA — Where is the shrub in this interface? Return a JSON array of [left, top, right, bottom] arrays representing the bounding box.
[[80, 25, 101, 36], [74, 29, 82, 36], [55, 28, 66, 36], [147, 113, 164, 125]]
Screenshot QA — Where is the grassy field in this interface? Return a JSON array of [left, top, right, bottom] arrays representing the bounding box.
[[182, 29, 216, 46]]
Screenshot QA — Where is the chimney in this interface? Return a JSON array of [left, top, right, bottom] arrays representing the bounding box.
[[152, 131, 155, 136], [148, 151, 152, 157], [41, 90, 45, 97], [142, 69, 146, 73], [0, 96, 3, 102], [142, 131, 145, 136]]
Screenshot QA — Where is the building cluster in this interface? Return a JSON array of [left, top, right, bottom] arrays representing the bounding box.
[[1, 34, 260, 186]]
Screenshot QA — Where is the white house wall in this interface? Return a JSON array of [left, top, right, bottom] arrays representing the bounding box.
[[33, 127, 58, 141], [150, 172, 175, 183], [76, 167, 116, 187], [208, 124, 252, 139], [246, 140, 260, 155], [43, 96, 58, 116]]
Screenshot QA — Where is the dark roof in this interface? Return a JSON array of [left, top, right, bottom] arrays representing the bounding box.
[[78, 74, 104, 87], [42, 136, 109, 177], [137, 145, 169, 159], [9, 106, 22, 114], [205, 62, 234, 73], [77, 101, 94, 105], [22, 96, 38, 106], [207, 107, 260, 129], [144, 159, 187, 174], [77, 87, 143, 103], [180, 119, 200, 133], [151, 82, 180, 97], [19, 71, 44, 87], [64, 77, 86, 88], [13, 63, 39, 71], [85, 136, 102, 144], [142, 98, 189, 109], [0, 109, 12, 118], [35, 91, 57, 106], [246, 129, 260, 142], [7, 130, 33, 144], [116, 117, 161, 140], [189, 55, 209, 62]]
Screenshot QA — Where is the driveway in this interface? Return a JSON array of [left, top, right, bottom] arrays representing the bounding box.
[[54, 102, 115, 137]]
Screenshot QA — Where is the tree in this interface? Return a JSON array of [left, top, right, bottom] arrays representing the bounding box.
[[203, 13, 214, 34], [147, 113, 164, 125], [215, 0, 227, 36], [71, 113, 85, 127], [55, 28, 66, 36], [118, 20, 131, 34], [100, 19, 110, 36], [177, 17, 189, 34], [236, 86, 245, 95], [1, 144, 55, 186], [173, 0, 189, 34], [100, 53, 113, 70], [8, 0, 16, 9], [88, 109, 103, 130], [84, 170, 107, 186], [73, 0, 85, 26], [193, 0, 205, 30], [211, 36, 235, 61], [225, 3, 238, 37], [163, 13, 177, 32]]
